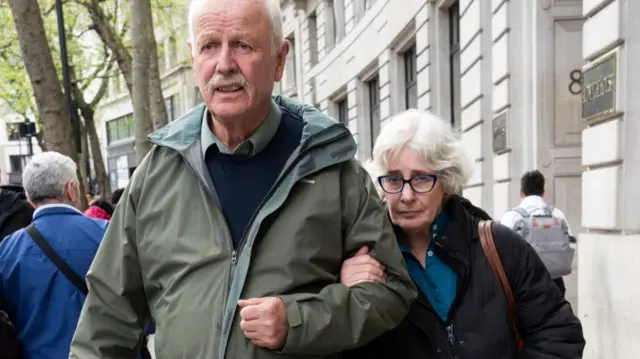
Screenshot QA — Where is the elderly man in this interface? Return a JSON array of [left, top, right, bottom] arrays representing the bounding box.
[[0, 152, 108, 358], [69, 0, 415, 358]]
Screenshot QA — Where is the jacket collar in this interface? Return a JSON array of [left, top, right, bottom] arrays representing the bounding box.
[[33, 204, 84, 220]]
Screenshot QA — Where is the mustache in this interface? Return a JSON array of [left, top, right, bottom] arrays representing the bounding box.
[[205, 74, 249, 92]]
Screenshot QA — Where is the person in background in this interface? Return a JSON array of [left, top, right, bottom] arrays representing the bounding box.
[[84, 199, 115, 221], [0, 185, 34, 242], [110, 188, 125, 206], [0, 152, 108, 359], [500, 170, 575, 296], [342, 110, 584, 359], [68, 0, 415, 357]]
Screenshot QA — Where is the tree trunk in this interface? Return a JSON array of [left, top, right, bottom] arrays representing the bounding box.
[[130, 0, 154, 164], [149, 43, 169, 129], [86, 115, 111, 199], [8, 0, 77, 161], [69, 65, 112, 200], [79, 119, 89, 192], [82, 0, 168, 129]]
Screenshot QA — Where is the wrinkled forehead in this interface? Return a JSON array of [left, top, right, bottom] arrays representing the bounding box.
[[192, 0, 270, 38]]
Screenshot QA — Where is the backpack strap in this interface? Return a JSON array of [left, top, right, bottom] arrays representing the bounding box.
[[26, 224, 88, 294], [478, 220, 523, 351], [510, 207, 530, 218]]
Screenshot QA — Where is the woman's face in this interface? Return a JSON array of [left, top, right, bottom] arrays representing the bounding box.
[[384, 147, 446, 234]]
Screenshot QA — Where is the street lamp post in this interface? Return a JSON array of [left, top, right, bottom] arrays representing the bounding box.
[[54, 0, 81, 154]]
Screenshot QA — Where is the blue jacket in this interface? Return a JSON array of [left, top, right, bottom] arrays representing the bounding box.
[[0, 205, 107, 359]]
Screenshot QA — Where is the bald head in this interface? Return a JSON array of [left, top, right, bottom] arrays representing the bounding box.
[[188, 0, 283, 56]]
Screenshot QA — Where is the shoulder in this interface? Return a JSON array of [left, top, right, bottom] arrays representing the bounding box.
[[489, 221, 542, 276], [0, 228, 29, 259]]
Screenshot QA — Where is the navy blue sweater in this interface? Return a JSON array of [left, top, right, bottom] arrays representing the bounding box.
[[205, 113, 303, 247]]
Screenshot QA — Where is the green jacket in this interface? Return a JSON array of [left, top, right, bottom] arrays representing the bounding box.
[[69, 96, 416, 359]]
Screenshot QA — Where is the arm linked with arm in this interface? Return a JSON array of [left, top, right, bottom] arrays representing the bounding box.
[[279, 161, 417, 355], [69, 163, 151, 358], [494, 225, 585, 359]]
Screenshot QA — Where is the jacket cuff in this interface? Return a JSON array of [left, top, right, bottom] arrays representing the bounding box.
[[278, 295, 303, 353]]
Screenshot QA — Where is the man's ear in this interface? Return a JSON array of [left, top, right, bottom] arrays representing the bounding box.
[[274, 40, 290, 82]]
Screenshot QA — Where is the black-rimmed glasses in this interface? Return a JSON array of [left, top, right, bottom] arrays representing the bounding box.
[[377, 174, 439, 194]]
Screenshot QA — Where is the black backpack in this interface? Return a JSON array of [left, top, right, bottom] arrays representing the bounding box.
[[0, 186, 33, 241], [0, 311, 22, 359]]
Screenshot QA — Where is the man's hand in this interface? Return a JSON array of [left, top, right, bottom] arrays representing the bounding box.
[[238, 297, 288, 349], [340, 246, 386, 287]]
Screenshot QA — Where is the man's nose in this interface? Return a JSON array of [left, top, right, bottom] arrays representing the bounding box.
[[216, 44, 236, 73]]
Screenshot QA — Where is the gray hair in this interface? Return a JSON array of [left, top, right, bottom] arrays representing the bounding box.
[[187, 0, 284, 56], [372, 109, 473, 195], [22, 152, 78, 203]]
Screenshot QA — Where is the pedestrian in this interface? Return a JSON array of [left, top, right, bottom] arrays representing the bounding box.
[[68, 0, 416, 358], [0, 152, 109, 359], [500, 170, 576, 296], [341, 110, 585, 359], [0, 184, 34, 242], [84, 199, 114, 221]]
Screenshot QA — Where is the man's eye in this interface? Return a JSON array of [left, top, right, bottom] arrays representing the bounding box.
[[201, 43, 217, 52], [236, 43, 252, 51]]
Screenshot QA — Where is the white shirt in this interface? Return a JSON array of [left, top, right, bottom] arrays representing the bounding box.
[[500, 195, 573, 236]]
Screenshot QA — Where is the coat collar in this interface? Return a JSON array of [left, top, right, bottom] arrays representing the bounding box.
[[33, 204, 84, 220]]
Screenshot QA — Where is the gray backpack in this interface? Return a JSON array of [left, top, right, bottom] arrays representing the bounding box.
[[511, 206, 575, 278]]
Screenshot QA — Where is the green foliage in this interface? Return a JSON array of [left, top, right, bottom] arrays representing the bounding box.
[[0, 0, 187, 122]]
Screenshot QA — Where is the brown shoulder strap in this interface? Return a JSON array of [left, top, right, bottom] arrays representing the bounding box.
[[478, 220, 520, 340]]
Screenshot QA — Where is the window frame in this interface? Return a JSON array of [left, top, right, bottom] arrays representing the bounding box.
[[403, 45, 418, 109], [448, 2, 462, 128]]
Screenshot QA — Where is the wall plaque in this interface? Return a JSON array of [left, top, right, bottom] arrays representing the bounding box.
[[582, 52, 617, 121], [492, 111, 508, 154]]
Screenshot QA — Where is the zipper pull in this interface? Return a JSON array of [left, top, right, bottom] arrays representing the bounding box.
[[231, 250, 237, 264], [446, 324, 455, 345]]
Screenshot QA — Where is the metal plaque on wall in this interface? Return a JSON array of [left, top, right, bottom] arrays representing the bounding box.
[[492, 111, 508, 154], [582, 52, 617, 122]]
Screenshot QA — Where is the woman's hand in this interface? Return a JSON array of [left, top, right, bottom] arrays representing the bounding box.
[[340, 247, 386, 287]]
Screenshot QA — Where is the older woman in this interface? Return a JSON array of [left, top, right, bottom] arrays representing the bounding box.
[[343, 110, 585, 358]]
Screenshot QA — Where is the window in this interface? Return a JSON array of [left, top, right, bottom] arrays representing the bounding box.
[[9, 155, 27, 173], [308, 12, 319, 66], [5, 123, 21, 141], [283, 36, 297, 91], [404, 45, 418, 109], [106, 114, 134, 144], [367, 76, 380, 155], [108, 155, 131, 190], [165, 94, 182, 122], [337, 98, 348, 124], [449, 2, 462, 128], [326, 0, 337, 49]]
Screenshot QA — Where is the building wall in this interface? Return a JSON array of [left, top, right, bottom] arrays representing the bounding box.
[[579, 0, 640, 357]]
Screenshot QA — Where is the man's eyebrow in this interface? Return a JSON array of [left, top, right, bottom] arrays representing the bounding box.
[[197, 31, 221, 46]]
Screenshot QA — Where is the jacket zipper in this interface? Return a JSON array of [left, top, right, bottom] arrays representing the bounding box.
[[228, 131, 349, 293], [446, 324, 456, 354], [179, 157, 236, 329]]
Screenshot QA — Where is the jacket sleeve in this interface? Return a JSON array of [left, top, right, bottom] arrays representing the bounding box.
[[69, 158, 151, 358], [493, 224, 585, 359], [279, 160, 417, 355]]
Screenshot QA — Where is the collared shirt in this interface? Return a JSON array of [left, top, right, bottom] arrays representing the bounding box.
[[33, 203, 84, 218], [200, 99, 282, 156], [399, 210, 458, 322], [500, 195, 573, 236]]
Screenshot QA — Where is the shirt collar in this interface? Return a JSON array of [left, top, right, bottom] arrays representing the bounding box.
[[519, 195, 546, 208], [33, 203, 84, 218], [200, 99, 282, 156]]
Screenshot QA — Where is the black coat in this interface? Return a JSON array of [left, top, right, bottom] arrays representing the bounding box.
[[347, 196, 585, 359]]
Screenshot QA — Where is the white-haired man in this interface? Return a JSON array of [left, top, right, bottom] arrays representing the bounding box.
[[0, 152, 108, 358], [69, 0, 415, 358]]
